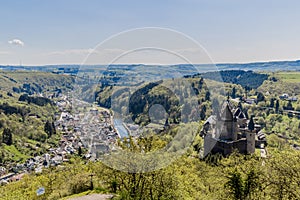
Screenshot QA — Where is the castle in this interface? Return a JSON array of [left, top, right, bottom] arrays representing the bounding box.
[[200, 100, 266, 157]]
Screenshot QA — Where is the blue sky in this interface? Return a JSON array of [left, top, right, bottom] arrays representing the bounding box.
[[1, 0, 300, 65]]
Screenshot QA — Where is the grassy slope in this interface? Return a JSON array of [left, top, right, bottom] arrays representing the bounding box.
[[275, 71, 300, 83], [258, 71, 300, 96]]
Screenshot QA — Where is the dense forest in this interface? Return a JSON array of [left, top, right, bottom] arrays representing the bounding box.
[[186, 70, 268, 89]]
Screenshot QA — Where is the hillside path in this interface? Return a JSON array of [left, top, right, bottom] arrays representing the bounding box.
[[68, 194, 114, 200]]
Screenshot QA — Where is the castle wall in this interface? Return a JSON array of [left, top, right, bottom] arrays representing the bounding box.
[[204, 136, 249, 156], [233, 139, 248, 154]]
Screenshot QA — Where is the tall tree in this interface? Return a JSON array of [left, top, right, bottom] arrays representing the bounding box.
[[269, 98, 275, 108], [198, 77, 204, 90], [231, 87, 236, 99], [44, 121, 56, 138], [200, 105, 207, 120], [226, 167, 262, 200], [78, 146, 82, 157], [257, 92, 265, 103], [164, 118, 169, 128], [205, 91, 210, 101], [244, 169, 260, 199], [275, 100, 280, 113], [2, 128, 13, 145], [226, 169, 244, 200]]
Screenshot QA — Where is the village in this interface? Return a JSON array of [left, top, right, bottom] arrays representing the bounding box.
[[0, 94, 122, 185]]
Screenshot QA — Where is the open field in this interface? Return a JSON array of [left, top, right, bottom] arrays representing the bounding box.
[[275, 71, 300, 83], [258, 71, 300, 95]]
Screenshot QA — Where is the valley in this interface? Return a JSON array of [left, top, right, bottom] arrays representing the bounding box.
[[0, 66, 299, 200]]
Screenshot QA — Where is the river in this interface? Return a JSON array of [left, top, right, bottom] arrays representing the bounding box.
[[113, 119, 129, 138]]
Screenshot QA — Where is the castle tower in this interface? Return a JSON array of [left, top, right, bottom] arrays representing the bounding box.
[[246, 131, 255, 154], [219, 102, 237, 141]]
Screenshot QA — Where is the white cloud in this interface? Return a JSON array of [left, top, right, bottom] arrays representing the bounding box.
[[8, 39, 24, 47]]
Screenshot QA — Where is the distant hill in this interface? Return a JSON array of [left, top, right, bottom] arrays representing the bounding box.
[[187, 70, 269, 89], [0, 71, 74, 93], [215, 60, 300, 71], [1, 59, 300, 74], [0, 60, 297, 91]]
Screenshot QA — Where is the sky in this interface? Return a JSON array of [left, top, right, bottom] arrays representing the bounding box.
[[1, 0, 300, 65]]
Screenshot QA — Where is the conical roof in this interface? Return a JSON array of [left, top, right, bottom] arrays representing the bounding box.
[[221, 101, 233, 121]]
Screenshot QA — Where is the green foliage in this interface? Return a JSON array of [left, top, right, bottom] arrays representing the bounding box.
[[200, 70, 268, 89], [258, 71, 300, 96], [2, 128, 12, 145], [225, 167, 261, 200], [275, 71, 300, 83], [0, 71, 74, 93], [256, 92, 265, 103], [44, 121, 56, 138], [226, 169, 244, 200], [96, 78, 213, 125], [1, 138, 300, 200], [19, 94, 53, 106]]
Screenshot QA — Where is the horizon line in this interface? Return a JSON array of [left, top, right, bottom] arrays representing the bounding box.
[[1, 58, 300, 67]]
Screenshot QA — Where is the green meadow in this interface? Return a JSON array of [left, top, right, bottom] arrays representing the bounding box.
[[275, 71, 300, 83]]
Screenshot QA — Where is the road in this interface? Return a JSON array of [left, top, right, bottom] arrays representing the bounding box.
[[68, 194, 114, 200]]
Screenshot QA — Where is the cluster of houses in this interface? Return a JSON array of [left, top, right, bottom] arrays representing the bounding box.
[[237, 92, 298, 106], [75, 110, 119, 159], [279, 93, 298, 101], [0, 149, 70, 185], [0, 94, 120, 185], [57, 98, 120, 160]]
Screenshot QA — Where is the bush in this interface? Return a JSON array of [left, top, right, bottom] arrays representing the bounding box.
[[70, 174, 91, 194]]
